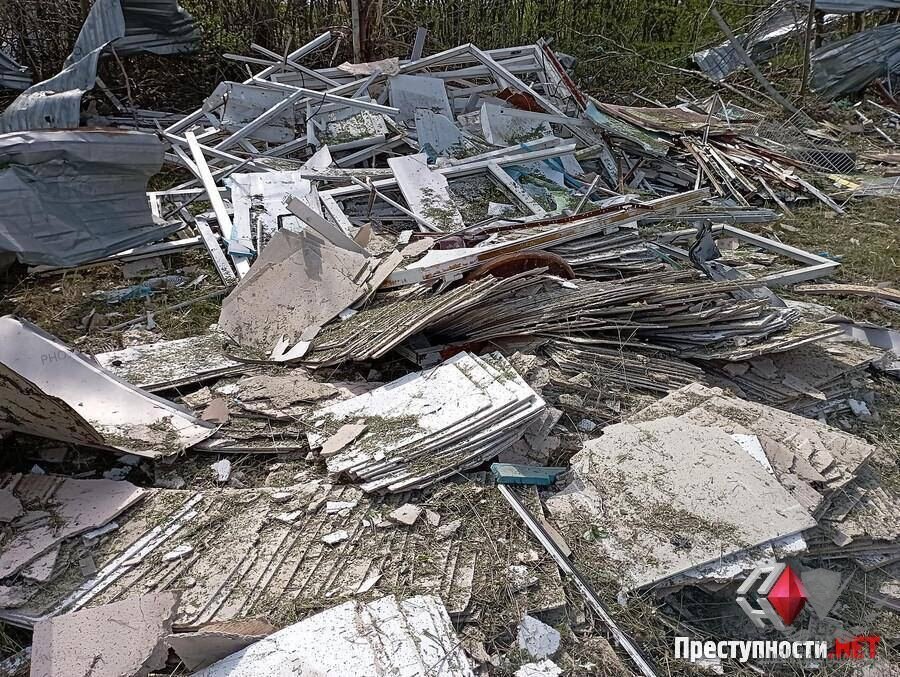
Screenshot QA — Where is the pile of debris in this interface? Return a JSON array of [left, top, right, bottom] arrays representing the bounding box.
[[0, 7, 899, 677]]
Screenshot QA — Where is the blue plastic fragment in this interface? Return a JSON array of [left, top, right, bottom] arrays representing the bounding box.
[[490, 463, 567, 486]]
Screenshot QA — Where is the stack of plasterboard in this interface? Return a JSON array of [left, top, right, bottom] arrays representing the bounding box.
[[311, 352, 546, 493], [302, 268, 834, 368], [705, 341, 884, 418]]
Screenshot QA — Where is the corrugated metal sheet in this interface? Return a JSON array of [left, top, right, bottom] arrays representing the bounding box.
[[692, 3, 803, 82], [693, 1, 900, 81], [117, 0, 200, 56], [68, 0, 199, 61], [812, 23, 900, 100], [67, 0, 126, 66], [0, 129, 180, 267], [0, 50, 104, 132], [1, 0, 198, 132], [813, 1, 900, 10], [0, 49, 31, 90]]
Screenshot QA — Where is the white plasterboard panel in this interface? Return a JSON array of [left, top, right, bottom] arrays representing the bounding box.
[[218, 229, 370, 351], [0, 317, 214, 456], [321, 352, 503, 474], [195, 594, 473, 677], [94, 334, 246, 391], [546, 416, 816, 590], [387, 153, 465, 231], [389, 74, 453, 126]]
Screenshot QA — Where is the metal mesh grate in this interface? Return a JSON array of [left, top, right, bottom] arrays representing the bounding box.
[[754, 110, 857, 174]]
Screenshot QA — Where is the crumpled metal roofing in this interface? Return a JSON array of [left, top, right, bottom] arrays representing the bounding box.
[[693, 0, 900, 81], [68, 0, 199, 60], [0, 49, 105, 133], [812, 23, 900, 100], [0, 49, 31, 90], [0, 0, 198, 132], [811, 1, 900, 10], [692, 3, 803, 82], [0, 129, 180, 267]]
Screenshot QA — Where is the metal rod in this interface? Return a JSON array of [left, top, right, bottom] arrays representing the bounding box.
[[800, 0, 816, 98], [709, 8, 799, 116], [497, 485, 659, 677]]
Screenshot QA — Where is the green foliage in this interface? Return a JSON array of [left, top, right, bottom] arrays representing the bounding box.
[[0, 0, 770, 109]]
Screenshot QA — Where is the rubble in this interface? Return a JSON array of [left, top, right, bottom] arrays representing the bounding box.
[[518, 615, 561, 659], [1, 9, 899, 676]]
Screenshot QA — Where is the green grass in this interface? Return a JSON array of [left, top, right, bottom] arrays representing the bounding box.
[[760, 197, 900, 327], [0, 250, 225, 353]]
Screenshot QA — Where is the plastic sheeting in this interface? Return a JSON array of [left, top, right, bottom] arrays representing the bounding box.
[[0, 129, 178, 267]]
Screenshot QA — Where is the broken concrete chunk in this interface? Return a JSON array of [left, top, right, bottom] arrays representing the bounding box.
[[507, 564, 539, 592], [210, 459, 232, 483], [517, 615, 561, 660], [436, 519, 462, 540], [425, 509, 441, 527], [848, 398, 873, 420], [389, 503, 423, 526], [320, 422, 368, 458], [321, 529, 349, 545], [516, 660, 563, 677], [202, 398, 230, 424]]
